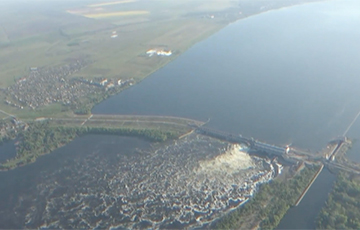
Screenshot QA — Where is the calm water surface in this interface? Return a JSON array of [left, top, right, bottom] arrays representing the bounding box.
[[93, 0, 360, 151], [1, 0, 360, 228], [93, 0, 360, 228], [277, 169, 335, 229], [0, 140, 16, 163]]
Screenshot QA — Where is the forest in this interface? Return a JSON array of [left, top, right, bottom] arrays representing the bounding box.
[[316, 172, 360, 229], [0, 121, 179, 170], [215, 166, 319, 229]]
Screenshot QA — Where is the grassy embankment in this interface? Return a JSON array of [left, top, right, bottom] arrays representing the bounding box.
[[214, 165, 320, 230]]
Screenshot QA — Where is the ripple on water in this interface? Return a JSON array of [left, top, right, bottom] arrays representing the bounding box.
[[4, 134, 277, 229]]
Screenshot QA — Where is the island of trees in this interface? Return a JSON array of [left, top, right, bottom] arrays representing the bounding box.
[[0, 121, 182, 171], [316, 172, 360, 229], [214, 166, 320, 229]]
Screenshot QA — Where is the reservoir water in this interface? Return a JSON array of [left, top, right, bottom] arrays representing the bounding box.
[[93, 0, 360, 152], [93, 0, 360, 228], [1, 0, 360, 228]]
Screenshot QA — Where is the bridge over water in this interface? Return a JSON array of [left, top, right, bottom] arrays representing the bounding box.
[[194, 124, 360, 207], [194, 125, 360, 175], [196, 126, 289, 157], [29, 112, 360, 207], [38, 113, 360, 175]]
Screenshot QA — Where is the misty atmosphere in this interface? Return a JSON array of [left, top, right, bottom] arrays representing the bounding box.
[[1, 0, 360, 229]]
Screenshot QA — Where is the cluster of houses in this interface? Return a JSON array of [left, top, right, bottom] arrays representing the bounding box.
[[4, 60, 133, 110]]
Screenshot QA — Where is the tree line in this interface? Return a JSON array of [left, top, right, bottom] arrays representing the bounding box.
[[0, 122, 180, 170], [316, 172, 360, 229], [214, 166, 319, 229]]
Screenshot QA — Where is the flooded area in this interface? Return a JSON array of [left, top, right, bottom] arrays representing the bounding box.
[[0, 134, 278, 229]]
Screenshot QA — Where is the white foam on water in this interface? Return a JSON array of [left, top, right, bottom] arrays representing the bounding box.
[[197, 144, 255, 175]]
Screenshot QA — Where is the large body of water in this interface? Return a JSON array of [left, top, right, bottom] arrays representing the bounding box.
[[93, 0, 360, 152], [92, 0, 360, 228], [1, 0, 360, 228]]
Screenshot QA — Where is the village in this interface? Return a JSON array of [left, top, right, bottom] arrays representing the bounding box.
[[2, 59, 134, 110]]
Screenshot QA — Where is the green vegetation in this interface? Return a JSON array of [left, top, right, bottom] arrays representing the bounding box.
[[0, 121, 180, 171], [0, 0, 239, 118], [215, 166, 319, 230], [72, 85, 129, 115], [316, 173, 360, 229], [0, 120, 17, 144], [0, 0, 322, 119]]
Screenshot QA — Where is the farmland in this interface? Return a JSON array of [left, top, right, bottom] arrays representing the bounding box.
[[0, 0, 326, 119], [0, 0, 246, 117]]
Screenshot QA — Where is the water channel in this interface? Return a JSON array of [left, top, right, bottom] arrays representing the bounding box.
[[1, 0, 360, 228]]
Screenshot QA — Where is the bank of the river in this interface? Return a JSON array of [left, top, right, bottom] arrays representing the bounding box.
[[276, 169, 336, 229], [213, 166, 319, 229], [92, 0, 360, 228], [315, 123, 360, 229], [0, 140, 16, 163], [50, 0, 329, 118], [0, 0, 321, 119], [0, 121, 182, 171], [1, 0, 360, 228], [0, 0, 329, 171], [316, 172, 360, 229]]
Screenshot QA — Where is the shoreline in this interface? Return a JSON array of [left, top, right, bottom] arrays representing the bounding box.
[[89, 0, 330, 115], [0, 125, 184, 171], [0, 0, 330, 172], [227, 0, 329, 26], [1, 0, 329, 170]]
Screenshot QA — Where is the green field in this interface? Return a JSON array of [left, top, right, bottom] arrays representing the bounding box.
[[0, 0, 239, 84], [0, 0, 326, 119], [0, 0, 244, 118]]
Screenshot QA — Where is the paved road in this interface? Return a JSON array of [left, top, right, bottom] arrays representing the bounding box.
[[47, 114, 205, 128], [0, 109, 15, 120]]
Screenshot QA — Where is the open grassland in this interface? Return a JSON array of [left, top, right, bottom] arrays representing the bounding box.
[[0, 0, 241, 118], [0, 0, 240, 86], [0, 0, 326, 118]]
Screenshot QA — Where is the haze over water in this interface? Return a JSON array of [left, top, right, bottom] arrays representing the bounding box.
[[93, 2, 360, 227], [94, 0, 360, 151], [1, 0, 360, 229]]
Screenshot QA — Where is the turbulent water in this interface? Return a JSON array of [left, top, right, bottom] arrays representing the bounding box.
[[1, 134, 276, 229], [4, 0, 359, 228], [198, 144, 254, 174]]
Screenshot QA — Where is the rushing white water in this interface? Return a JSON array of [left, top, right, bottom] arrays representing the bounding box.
[[13, 134, 275, 229], [197, 144, 255, 175]]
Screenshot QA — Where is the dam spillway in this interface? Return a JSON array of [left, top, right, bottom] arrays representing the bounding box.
[[196, 126, 287, 157]]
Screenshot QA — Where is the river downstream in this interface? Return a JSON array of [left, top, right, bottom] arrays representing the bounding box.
[[0, 134, 279, 229], [1, 0, 360, 228], [93, 0, 360, 228]]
